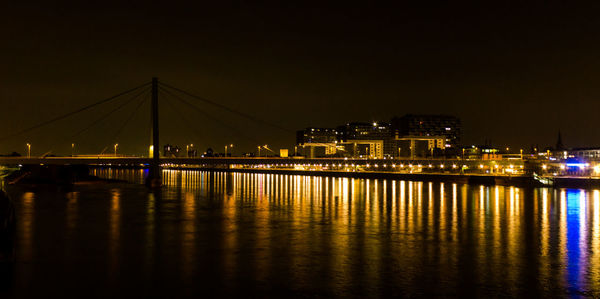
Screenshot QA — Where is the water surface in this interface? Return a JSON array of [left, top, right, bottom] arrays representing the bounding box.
[[3, 169, 600, 297]]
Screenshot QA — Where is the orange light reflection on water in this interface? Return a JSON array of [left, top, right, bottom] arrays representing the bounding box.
[[86, 169, 600, 296]]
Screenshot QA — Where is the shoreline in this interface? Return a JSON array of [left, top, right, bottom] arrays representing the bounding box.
[[93, 165, 600, 189]]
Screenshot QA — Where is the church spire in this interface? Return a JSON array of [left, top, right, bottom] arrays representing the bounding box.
[[556, 130, 565, 151]]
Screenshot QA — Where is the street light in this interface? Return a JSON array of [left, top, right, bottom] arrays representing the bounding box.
[[263, 145, 275, 156], [258, 146, 261, 157], [225, 144, 234, 156], [520, 148, 523, 160], [71, 143, 75, 156], [114, 143, 119, 157], [26, 143, 31, 158], [185, 144, 195, 157]]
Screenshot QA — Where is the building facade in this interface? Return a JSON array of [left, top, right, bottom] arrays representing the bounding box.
[[558, 147, 600, 161], [296, 127, 338, 145], [336, 122, 395, 157], [390, 114, 461, 148]]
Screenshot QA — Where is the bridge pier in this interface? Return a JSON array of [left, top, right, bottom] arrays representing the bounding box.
[[146, 77, 162, 188]]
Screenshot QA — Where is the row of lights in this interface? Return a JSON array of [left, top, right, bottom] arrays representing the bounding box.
[[23, 143, 121, 158], [244, 163, 523, 170]]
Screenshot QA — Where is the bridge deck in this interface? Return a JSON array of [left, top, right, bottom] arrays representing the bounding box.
[[0, 156, 522, 167]]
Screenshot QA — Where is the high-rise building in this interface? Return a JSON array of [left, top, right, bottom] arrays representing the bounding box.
[[296, 127, 338, 145], [296, 127, 339, 157], [336, 122, 389, 141], [390, 114, 461, 148], [336, 122, 394, 158]]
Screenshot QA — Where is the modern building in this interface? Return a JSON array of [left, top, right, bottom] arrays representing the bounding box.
[[296, 127, 338, 145], [559, 148, 600, 161], [390, 114, 461, 148], [462, 145, 503, 160], [295, 114, 462, 159], [395, 136, 445, 159], [296, 127, 339, 158], [337, 122, 394, 157], [337, 140, 385, 159]]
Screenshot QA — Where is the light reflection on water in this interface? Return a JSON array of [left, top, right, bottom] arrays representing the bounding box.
[[6, 169, 600, 297]]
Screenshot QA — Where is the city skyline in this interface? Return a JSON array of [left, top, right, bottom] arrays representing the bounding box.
[[2, 2, 600, 154], [0, 102, 586, 157]]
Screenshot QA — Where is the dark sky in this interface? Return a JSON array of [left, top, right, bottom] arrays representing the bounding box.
[[2, 2, 600, 156]]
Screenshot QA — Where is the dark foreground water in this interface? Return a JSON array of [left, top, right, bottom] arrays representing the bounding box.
[[2, 169, 600, 298]]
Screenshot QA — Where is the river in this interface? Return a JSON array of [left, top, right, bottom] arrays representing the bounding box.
[[2, 168, 600, 297]]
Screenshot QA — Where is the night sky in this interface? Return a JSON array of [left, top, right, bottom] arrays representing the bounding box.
[[2, 2, 600, 156]]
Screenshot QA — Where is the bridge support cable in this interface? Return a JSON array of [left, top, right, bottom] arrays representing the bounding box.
[[158, 86, 260, 143], [110, 91, 150, 143], [71, 86, 151, 140], [158, 88, 207, 143], [0, 81, 151, 142], [159, 82, 292, 133], [44, 87, 151, 156]]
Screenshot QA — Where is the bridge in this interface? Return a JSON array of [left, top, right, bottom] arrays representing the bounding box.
[[0, 78, 579, 186], [0, 78, 297, 186], [0, 155, 527, 175]]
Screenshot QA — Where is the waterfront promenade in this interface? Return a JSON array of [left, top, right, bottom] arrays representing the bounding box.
[[2, 156, 599, 188]]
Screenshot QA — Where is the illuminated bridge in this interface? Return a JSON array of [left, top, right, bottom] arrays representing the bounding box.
[[0, 156, 525, 173], [0, 78, 591, 187], [0, 155, 536, 187]]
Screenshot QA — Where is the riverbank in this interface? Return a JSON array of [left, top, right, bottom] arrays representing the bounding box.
[[120, 165, 535, 187], [155, 166, 600, 189]]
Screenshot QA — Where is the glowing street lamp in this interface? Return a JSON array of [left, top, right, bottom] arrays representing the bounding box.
[[26, 143, 31, 158], [185, 144, 195, 157], [71, 143, 75, 156], [225, 144, 234, 156], [114, 143, 119, 157], [520, 149, 523, 160]]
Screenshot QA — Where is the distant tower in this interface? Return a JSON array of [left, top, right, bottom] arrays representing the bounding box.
[[556, 130, 565, 151]]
